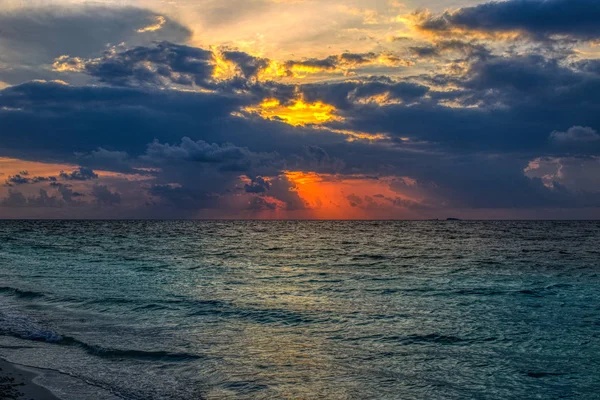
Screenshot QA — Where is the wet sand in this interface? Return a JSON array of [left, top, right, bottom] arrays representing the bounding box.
[[0, 358, 60, 400]]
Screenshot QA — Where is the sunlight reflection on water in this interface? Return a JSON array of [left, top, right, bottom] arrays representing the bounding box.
[[0, 220, 599, 399]]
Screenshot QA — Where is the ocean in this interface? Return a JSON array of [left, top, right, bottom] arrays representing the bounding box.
[[0, 220, 599, 399]]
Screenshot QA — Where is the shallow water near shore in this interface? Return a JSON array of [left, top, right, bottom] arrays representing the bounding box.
[[0, 220, 599, 399]]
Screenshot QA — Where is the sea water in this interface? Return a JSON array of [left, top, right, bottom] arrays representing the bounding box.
[[0, 221, 599, 399]]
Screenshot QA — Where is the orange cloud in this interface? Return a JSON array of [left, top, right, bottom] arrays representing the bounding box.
[[0, 157, 78, 178], [283, 171, 423, 219], [0, 157, 146, 180]]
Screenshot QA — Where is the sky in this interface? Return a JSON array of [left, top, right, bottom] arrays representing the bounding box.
[[0, 0, 600, 219]]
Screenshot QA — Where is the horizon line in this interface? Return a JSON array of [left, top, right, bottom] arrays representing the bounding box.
[[1, 218, 599, 222]]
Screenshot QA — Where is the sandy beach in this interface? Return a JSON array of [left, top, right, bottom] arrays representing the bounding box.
[[0, 358, 59, 400]]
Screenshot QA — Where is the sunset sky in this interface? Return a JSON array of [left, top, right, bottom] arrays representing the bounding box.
[[1, 0, 600, 219]]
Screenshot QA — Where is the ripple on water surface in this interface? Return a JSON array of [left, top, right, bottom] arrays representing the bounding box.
[[0, 220, 599, 399]]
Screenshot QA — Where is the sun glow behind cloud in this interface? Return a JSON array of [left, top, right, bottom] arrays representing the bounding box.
[[2, 0, 600, 219], [244, 98, 342, 126], [283, 171, 422, 219]]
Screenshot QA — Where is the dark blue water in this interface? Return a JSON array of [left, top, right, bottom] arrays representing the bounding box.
[[0, 221, 599, 399]]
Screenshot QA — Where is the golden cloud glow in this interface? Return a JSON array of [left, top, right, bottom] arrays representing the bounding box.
[[211, 48, 240, 81], [288, 63, 333, 76], [52, 55, 87, 72], [137, 15, 167, 33], [314, 127, 389, 141], [399, 10, 521, 42], [255, 52, 413, 81], [244, 97, 342, 126], [255, 60, 292, 80], [257, 59, 340, 80]]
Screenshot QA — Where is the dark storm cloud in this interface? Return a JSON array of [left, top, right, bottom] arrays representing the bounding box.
[[4, 168, 97, 187], [0, 6, 191, 61], [550, 126, 600, 143], [417, 0, 600, 41], [222, 51, 270, 79], [142, 138, 306, 212], [408, 46, 439, 58], [146, 137, 255, 166], [60, 167, 99, 181], [148, 185, 221, 210], [144, 137, 282, 175], [0, 77, 345, 216], [247, 196, 278, 211], [298, 78, 430, 110], [74, 44, 392, 88], [0, 80, 251, 160], [82, 42, 215, 88], [1, 189, 62, 208], [285, 57, 338, 71], [299, 146, 345, 173], [305, 146, 330, 163], [339, 54, 600, 156], [51, 183, 85, 205], [1, 190, 27, 207], [75, 148, 136, 174], [4, 174, 31, 186], [573, 59, 600, 75], [266, 176, 308, 211], [0, 6, 191, 84], [4, 174, 56, 186], [408, 40, 492, 60], [244, 177, 271, 194], [463, 54, 580, 97], [2, 37, 600, 214], [0, 0, 596, 219], [92, 185, 122, 207], [0, 76, 365, 171]]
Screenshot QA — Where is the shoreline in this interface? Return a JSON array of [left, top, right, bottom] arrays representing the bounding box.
[[0, 358, 61, 400]]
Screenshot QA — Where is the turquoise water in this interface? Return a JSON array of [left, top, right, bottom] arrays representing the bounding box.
[[0, 221, 599, 399]]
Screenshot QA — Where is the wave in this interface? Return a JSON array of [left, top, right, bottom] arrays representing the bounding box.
[[59, 337, 203, 362], [0, 309, 201, 362], [185, 299, 324, 325], [351, 254, 388, 261], [526, 371, 566, 379], [338, 332, 497, 346], [0, 310, 63, 343], [453, 288, 507, 296], [0, 286, 45, 299]]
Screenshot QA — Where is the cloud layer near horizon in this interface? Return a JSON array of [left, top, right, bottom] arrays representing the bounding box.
[[1, 0, 600, 219]]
